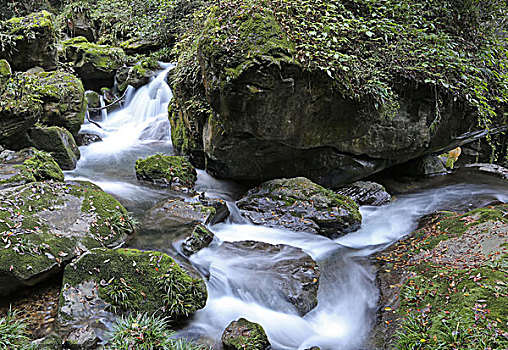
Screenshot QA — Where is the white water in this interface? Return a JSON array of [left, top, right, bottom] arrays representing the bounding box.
[[66, 66, 508, 349]]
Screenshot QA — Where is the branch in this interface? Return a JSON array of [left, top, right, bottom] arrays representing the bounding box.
[[88, 89, 129, 111]]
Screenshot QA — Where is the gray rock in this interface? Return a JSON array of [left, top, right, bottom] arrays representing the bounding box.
[[337, 181, 391, 206], [238, 177, 361, 238], [182, 224, 215, 256], [462, 163, 508, 180], [222, 318, 270, 350], [76, 133, 102, 146], [64, 326, 99, 350], [28, 125, 80, 170], [216, 241, 320, 316]]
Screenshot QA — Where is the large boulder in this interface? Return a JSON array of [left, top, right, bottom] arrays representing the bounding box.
[[336, 181, 391, 206], [0, 71, 86, 148], [28, 125, 80, 170], [58, 248, 207, 334], [222, 318, 270, 350], [0, 148, 64, 189], [0, 181, 136, 296], [135, 154, 197, 190], [62, 37, 127, 90], [237, 177, 361, 238], [0, 11, 58, 71], [169, 1, 505, 187], [212, 240, 320, 316]]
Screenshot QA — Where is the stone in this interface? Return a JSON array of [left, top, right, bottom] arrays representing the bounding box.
[[84, 90, 101, 109], [461, 163, 508, 181], [75, 133, 102, 146], [115, 58, 159, 92], [0, 148, 64, 190], [182, 224, 215, 256], [0, 11, 58, 71], [64, 326, 99, 350], [0, 181, 135, 296], [28, 125, 80, 170], [58, 248, 207, 333], [120, 38, 162, 55], [135, 154, 197, 190], [237, 177, 361, 239], [0, 59, 11, 84], [216, 241, 320, 316], [222, 318, 270, 350], [65, 7, 97, 42], [337, 181, 391, 206], [142, 197, 228, 239], [62, 36, 127, 90], [32, 334, 63, 350]]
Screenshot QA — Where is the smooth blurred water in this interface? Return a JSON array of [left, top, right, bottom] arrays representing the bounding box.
[[65, 64, 508, 349]]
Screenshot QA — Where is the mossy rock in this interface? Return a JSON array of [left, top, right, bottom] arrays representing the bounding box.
[[135, 154, 197, 190], [115, 57, 160, 92], [182, 224, 215, 256], [238, 177, 361, 238], [35, 71, 86, 137], [28, 125, 80, 170], [59, 248, 207, 326], [0, 148, 64, 189], [0, 97, 42, 148], [62, 36, 127, 90], [0, 11, 58, 71], [222, 318, 270, 350], [0, 59, 11, 85], [0, 181, 135, 296]]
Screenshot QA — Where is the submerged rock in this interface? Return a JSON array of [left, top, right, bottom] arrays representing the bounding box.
[[75, 133, 102, 146], [0, 181, 135, 296], [28, 125, 80, 170], [0, 148, 64, 189], [337, 181, 391, 206], [0, 11, 58, 71], [222, 318, 270, 350], [217, 240, 320, 316], [238, 177, 361, 238], [62, 36, 127, 90], [58, 248, 207, 331], [135, 154, 197, 190]]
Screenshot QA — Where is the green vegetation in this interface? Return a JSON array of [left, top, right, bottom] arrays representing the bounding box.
[[106, 312, 210, 350], [0, 308, 34, 350], [22, 149, 64, 181]]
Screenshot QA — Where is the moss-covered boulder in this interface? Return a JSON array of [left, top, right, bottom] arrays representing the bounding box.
[[142, 196, 228, 242], [0, 181, 135, 296], [372, 203, 508, 349], [0, 148, 64, 189], [115, 57, 160, 92], [169, 0, 506, 187], [222, 318, 270, 350], [35, 71, 87, 137], [135, 154, 197, 190], [0, 11, 58, 71], [62, 36, 127, 90], [59, 248, 207, 331], [0, 59, 11, 84], [238, 177, 361, 238], [28, 125, 80, 170], [0, 70, 86, 148]]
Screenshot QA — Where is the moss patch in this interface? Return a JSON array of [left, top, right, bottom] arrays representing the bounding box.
[[135, 154, 197, 189]]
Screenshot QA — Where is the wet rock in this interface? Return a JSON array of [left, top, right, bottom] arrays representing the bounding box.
[[400, 154, 447, 176], [182, 224, 215, 256], [0, 148, 64, 189], [58, 248, 207, 333], [75, 133, 102, 146], [64, 326, 99, 350], [62, 36, 127, 90], [116, 58, 159, 92], [222, 318, 270, 350], [28, 125, 80, 170], [0, 59, 11, 84], [32, 334, 63, 350], [336, 181, 391, 206], [217, 241, 320, 316], [461, 163, 508, 181], [0, 181, 135, 296], [0, 11, 58, 71], [304, 347, 321, 350], [143, 197, 228, 239], [84, 90, 101, 109], [237, 177, 361, 238], [135, 154, 197, 190]]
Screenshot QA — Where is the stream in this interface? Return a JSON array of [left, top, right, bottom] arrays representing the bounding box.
[[65, 67, 508, 349]]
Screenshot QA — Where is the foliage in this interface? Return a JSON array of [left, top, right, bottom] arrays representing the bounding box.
[[106, 312, 210, 350], [0, 308, 34, 350]]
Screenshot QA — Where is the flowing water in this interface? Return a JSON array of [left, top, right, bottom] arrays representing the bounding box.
[[66, 67, 508, 349]]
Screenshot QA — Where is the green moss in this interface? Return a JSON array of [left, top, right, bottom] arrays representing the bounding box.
[[22, 149, 64, 181], [135, 154, 197, 189], [0, 59, 11, 77], [222, 318, 270, 350], [6, 10, 54, 34], [63, 36, 127, 71], [63, 248, 207, 318]]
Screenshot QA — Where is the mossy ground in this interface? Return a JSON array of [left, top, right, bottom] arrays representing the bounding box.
[[375, 203, 508, 349], [61, 248, 207, 319], [135, 154, 197, 189]]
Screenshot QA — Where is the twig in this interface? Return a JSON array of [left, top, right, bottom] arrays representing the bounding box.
[[88, 89, 128, 111], [86, 110, 102, 129]]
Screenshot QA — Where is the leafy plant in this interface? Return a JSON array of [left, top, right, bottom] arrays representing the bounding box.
[[0, 307, 34, 350]]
